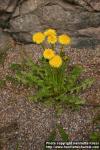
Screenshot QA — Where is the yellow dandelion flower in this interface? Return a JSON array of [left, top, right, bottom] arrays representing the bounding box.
[[58, 34, 71, 45], [49, 55, 62, 68], [43, 49, 55, 60], [44, 29, 56, 36], [32, 32, 45, 44], [47, 35, 57, 44]]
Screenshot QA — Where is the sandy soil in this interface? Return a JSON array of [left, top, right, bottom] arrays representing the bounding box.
[[0, 44, 100, 150]]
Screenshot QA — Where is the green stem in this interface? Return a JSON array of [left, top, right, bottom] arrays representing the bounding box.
[[41, 44, 45, 50], [51, 44, 55, 50], [60, 45, 64, 52]]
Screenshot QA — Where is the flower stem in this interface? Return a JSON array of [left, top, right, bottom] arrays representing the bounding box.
[[51, 44, 55, 50], [60, 45, 64, 52], [41, 44, 45, 50]]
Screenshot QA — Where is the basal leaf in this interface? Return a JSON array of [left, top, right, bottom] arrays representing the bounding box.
[[57, 124, 69, 141]]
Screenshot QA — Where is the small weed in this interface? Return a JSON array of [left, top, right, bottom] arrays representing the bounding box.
[[16, 143, 19, 150], [9, 63, 23, 73], [57, 124, 69, 141], [89, 113, 100, 142], [90, 132, 100, 142], [0, 79, 6, 88], [44, 124, 69, 149], [6, 75, 20, 86]]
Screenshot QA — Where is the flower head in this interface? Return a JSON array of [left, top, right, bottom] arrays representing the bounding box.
[[49, 55, 62, 68], [32, 32, 45, 44], [44, 29, 56, 37], [58, 34, 71, 45], [47, 34, 57, 44], [43, 49, 55, 60]]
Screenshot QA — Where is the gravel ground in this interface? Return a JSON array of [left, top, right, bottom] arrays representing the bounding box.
[[0, 44, 100, 149]]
